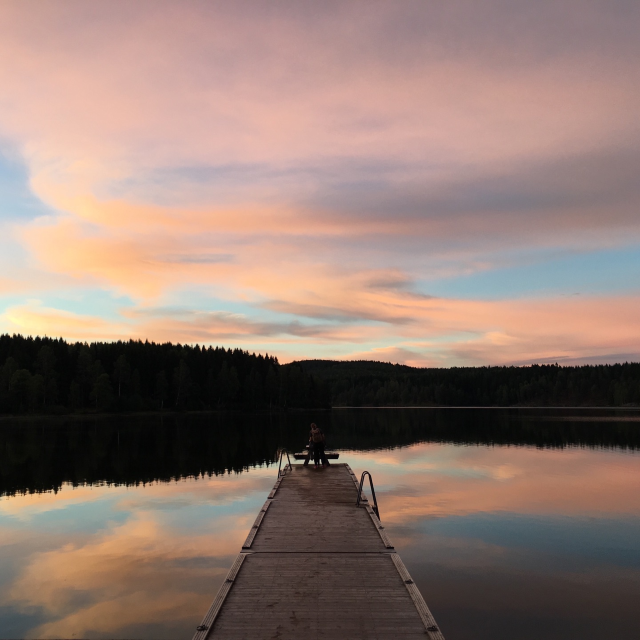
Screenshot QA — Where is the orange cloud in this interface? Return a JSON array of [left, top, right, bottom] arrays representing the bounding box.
[[3, 281, 640, 366], [2, 301, 129, 342], [0, 2, 639, 364]]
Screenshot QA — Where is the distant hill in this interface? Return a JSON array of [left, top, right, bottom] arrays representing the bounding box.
[[293, 359, 416, 378], [294, 359, 640, 407]]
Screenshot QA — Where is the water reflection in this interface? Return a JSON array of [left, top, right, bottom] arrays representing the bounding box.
[[344, 443, 640, 639], [2, 408, 639, 497], [1, 473, 275, 638], [1, 409, 639, 639]]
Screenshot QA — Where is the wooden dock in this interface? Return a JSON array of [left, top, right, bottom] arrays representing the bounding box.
[[193, 463, 444, 640]]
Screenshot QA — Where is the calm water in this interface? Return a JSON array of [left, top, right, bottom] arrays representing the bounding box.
[[1, 408, 639, 639]]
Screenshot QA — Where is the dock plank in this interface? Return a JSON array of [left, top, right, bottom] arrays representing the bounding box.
[[195, 463, 444, 640]]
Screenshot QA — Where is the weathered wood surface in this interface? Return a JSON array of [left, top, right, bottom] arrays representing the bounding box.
[[194, 463, 444, 640]]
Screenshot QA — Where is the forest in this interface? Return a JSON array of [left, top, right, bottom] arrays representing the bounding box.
[[2, 334, 640, 415], [298, 359, 640, 407], [0, 334, 329, 414]]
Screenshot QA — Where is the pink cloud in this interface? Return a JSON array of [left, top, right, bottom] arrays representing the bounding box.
[[0, 2, 639, 364]]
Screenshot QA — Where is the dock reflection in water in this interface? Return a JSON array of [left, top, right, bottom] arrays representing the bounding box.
[[0, 409, 639, 639]]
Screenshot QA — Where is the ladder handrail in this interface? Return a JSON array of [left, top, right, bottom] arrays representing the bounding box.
[[277, 448, 292, 478], [356, 470, 381, 520]]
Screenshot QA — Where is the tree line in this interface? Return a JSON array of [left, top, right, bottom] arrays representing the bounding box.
[[298, 359, 640, 407], [3, 334, 639, 414], [0, 334, 329, 414]]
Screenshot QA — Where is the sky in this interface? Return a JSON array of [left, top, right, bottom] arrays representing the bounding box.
[[0, 0, 639, 366]]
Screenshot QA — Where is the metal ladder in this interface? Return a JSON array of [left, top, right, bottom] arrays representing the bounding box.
[[276, 448, 292, 477], [356, 470, 381, 520]]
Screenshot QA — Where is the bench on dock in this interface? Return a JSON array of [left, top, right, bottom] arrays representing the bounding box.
[[193, 463, 444, 640], [292, 450, 340, 460]]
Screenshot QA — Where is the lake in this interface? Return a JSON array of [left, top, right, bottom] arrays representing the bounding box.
[[1, 408, 639, 639]]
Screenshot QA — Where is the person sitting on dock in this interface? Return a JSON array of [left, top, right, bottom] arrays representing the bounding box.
[[310, 423, 330, 468]]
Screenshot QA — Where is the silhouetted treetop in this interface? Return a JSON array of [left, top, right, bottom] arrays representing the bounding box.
[[297, 359, 640, 407], [0, 334, 328, 414]]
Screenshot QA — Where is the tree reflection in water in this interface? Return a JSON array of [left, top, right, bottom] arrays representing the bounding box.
[[2, 408, 639, 497]]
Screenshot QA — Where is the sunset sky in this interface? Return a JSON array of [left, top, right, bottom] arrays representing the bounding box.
[[1, 0, 639, 366]]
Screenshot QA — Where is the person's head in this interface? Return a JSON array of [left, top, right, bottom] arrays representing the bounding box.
[[310, 423, 317, 430]]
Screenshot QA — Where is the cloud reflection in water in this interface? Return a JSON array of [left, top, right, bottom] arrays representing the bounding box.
[[0, 434, 639, 639], [340, 444, 640, 639]]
